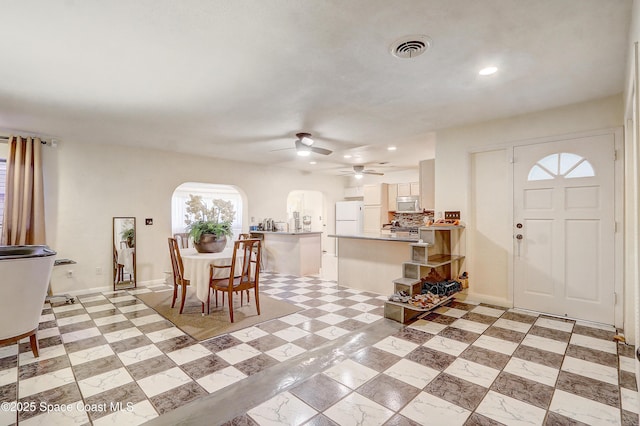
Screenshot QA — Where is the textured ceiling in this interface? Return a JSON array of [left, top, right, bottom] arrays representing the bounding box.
[[0, 0, 632, 174]]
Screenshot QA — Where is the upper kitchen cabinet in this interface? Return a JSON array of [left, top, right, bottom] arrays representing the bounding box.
[[419, 159, 435, 209], [397, 183, 410, 197], [388, 184, 398, 211], [387, 182, 419, 211], [344, 186, 364, 199], [397, 182, 420, 197], [363, 184, 388, 206]]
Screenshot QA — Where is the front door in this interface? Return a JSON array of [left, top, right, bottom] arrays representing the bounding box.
[[513, 134, 616, 324]]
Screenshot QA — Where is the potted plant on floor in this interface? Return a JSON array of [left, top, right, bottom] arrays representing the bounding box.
[[184, 195, 235, 253]]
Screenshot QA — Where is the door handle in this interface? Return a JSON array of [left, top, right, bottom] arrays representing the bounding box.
[[515, 234, 524, 257]]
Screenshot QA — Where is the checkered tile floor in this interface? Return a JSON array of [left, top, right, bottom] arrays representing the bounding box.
[[0, 273, 637, 425]]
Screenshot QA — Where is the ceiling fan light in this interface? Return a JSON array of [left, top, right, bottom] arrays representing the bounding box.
[[354, 173, 363, 179], [297, 149, 311, 157]]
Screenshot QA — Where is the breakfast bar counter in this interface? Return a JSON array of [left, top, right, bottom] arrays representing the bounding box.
[[328, 232, 419, 243], [250, 231, 322, 276], [329, 233, 417, 295]]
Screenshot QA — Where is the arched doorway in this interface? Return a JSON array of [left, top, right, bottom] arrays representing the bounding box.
[[286, 190, 327, 252]]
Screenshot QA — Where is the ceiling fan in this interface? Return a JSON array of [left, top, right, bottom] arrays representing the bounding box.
[[293, 133, 332, 156], [342, 165, 384, 179], [270, 132, 334, 156]]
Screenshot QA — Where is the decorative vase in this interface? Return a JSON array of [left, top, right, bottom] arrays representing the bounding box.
[[194, 234, 227, 253]]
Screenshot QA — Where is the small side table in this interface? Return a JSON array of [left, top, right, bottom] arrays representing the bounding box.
[[47, 258, 77, 304]]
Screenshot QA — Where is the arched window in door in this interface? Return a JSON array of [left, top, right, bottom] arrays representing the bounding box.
[[527, 152, 595, 181]]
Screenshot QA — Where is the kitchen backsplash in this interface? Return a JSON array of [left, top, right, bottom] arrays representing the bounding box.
[[393, 211, 434, 227]]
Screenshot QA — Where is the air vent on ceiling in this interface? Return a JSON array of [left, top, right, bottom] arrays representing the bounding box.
[[390, 35, 432, 59]]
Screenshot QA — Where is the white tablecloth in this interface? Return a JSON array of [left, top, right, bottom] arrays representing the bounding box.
[[180, 248, 244, 303], [117, 247, 135, 274]]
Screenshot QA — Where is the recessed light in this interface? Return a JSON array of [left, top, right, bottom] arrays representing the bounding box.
[[309, 161, 317, 165], [343, 154, 352, 159], [479, 66, 498, 76], [387, 146, 397, 151]]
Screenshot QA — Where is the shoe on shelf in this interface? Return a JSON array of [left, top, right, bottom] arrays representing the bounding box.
[[388, 290, 411, 303]]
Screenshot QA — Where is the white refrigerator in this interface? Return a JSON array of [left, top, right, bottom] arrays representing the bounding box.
[[336, 201, 364, 235]]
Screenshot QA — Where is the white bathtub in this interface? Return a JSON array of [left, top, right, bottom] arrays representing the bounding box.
[[0, 245, 56, 357]]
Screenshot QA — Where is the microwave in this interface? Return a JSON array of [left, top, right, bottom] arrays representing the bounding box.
[[396, 196, 421, 213]]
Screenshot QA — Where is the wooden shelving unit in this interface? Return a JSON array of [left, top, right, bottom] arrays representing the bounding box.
[[384, 225, 466, 323]]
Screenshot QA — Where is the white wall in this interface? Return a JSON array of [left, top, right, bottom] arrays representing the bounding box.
[[40, 140, 345, 294], [434, 95, 625, 316], [469, 150, 510, 306], [623, 0, 640, 374]]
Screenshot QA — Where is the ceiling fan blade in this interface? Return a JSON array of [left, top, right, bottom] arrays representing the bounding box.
[[363, 170, 384, 175], [310, 146, 332, 155], [270, 147, 294, 152]]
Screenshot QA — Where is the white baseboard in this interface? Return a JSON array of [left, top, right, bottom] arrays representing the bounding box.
[[51, 279, 168, 298], [54, 285, 112, 297], [139, 279, 167, 287], [459, 291, 512, 309]]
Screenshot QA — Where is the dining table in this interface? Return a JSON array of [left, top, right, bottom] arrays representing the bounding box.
[[180, 247, 243, 303]]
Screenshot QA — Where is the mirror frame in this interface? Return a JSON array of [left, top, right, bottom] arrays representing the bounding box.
[[113, 217, 136, 290]]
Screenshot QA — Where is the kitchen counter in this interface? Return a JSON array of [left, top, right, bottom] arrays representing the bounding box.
[[249, 231, 321, 276], [330, 234, 416, 295], [328, 233, 419, 243], [250, 231, 323, 236]]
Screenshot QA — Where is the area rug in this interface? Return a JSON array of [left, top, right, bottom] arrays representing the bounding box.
[[136, 289, 302, 341]]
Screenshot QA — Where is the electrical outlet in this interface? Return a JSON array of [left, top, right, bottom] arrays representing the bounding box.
[[445, 211, 461, 220], [96, 267, 102, 275]]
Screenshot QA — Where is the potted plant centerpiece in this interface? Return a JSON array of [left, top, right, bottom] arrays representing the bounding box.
[[184, 194, 235, 253], [121, 228, 135, 248]]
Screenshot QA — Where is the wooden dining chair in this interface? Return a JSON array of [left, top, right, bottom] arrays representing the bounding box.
[[174, 233, 191, 249], [113, 243, 124, 283], [207, 238, 262, 322], [168, 237, 194, 314]]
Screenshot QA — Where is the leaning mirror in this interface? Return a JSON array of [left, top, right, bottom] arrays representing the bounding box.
[[113, 217, 136, 290]]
